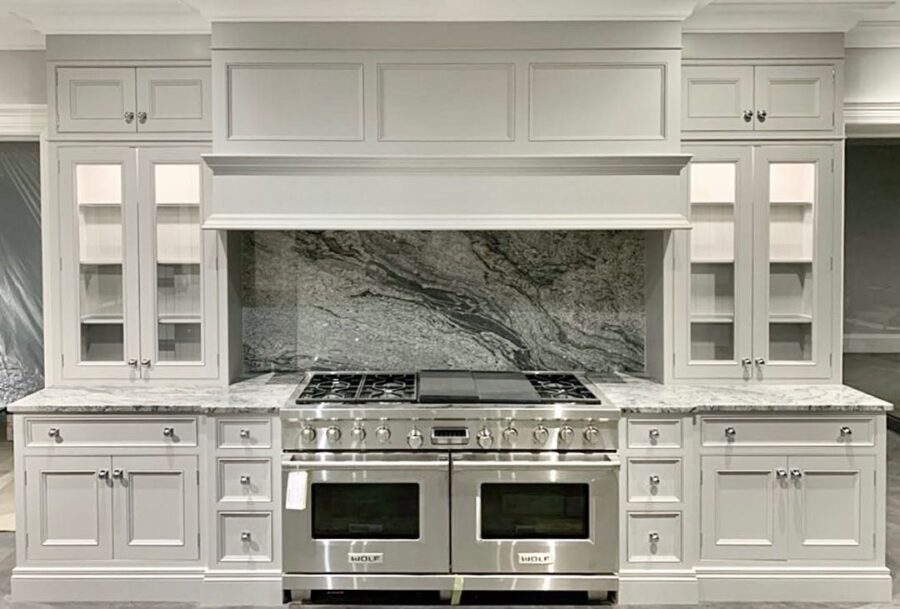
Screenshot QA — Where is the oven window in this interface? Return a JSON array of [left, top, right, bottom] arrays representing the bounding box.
[[311, 483, 420, 539], [480, 483, 589, 539]]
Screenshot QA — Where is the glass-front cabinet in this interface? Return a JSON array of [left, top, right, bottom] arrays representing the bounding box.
[[676, 143, 834, 381], [58, 146, 218, 380]]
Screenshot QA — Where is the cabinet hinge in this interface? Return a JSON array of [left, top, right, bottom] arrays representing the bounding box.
[[59, 257, 62, 272], [830, 256, 834, 271], [196, 470, 200, 485], [832, 68, 836, 83], [23, 471, 26, 486], [61, 353, 64, 367], [831, 158, 834, 173], [198, 532, 201, 550]]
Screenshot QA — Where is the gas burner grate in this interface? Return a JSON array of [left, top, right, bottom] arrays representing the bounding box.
[[296, 372, 417, 403], [296, 373, 364, 401], [358, 373, 417, 401], [525, 373, 601, 402]]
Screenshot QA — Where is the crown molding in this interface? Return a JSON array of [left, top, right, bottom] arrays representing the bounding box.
[[846, 20, 900, 46], [0, 104, 48, 140], [684, 0, 896, 32], [844, 101, 900, 136]]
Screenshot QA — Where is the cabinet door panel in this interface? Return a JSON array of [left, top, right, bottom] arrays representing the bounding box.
[[136, 67, 211, 133], [788, 455, 875, 560], [701, 456, 787, 560], [25, 456, 112, 560], [112, 455, 199, 560], [682, 66, 754, 132], [754, 65, 835, 132], [56, 68, 137, 133]]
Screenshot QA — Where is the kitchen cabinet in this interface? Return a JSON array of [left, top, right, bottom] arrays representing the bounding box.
[[55, 66, 211, 135], [675, 143, 835, 381], [701, 454, 875, 561], [24, 454, 199, 561], [683, 64, 836, 133], [57, 145, 219, 381]]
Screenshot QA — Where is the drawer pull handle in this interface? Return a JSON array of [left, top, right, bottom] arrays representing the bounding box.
[[840, 426, 852, 437], [47, 427, 60, 438], [163, 427, 175, 437], [790, 468, 803, 480], [776, 468, 788, 479], [240, 475, 251, 485], [724, 427, 737, 439], [98, 469, 110, 479], [648, 532, 660, 543], [239, 429, 251, 439], [649, 474, 660, 486], [648, 428, 660, 440], [240, 531, 252, 542]]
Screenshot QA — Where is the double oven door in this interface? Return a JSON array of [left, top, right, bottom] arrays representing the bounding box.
[[282, 451, 618, 575]]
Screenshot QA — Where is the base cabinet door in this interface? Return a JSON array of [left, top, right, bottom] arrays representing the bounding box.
[[24, 456, 113, 560], [788, 455, 876, 560], [112, 455, 200, 560], [701, 455, 788, 560]]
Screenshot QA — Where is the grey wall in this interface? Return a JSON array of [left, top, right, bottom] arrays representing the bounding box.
[[241, 231, 646, 373], [0, 51, 46, 105], [0, 143, 43, 405], [844, 142, 900, 341]]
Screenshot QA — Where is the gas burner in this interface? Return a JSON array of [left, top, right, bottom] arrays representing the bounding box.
[[297, 373, 364, 401], [359, 373, 417, 402], [296, 372, 417, 403], [526, 373, 600, 402]]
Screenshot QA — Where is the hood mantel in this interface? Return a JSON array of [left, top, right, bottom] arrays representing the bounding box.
[[202, 153, 691, 230], [205, 21, 690, 231]]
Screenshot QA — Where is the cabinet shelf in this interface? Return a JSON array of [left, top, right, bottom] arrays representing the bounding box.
[[691, 314, 735, 324], [770, 258, 813, 264], [80, 315, 124, 325], [769, 314, 813, 324], [692, 258, 735, 264], [158, 315, 202, 324]]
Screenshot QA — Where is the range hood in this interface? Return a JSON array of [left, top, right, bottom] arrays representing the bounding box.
[[202, 22, 692, 231]]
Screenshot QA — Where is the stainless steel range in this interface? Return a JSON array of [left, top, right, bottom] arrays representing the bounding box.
[[280, 370, 619, 602]]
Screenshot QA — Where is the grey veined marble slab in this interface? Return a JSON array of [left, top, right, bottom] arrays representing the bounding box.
[[241, 231, 645, 373], [592, 374, 893, 413], [7, 374, 295, 414]]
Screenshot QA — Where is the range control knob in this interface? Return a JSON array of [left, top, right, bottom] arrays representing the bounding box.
[[325, 426, 342, 444], [583, 426, 601, 445], [558, 425, 575, 445], [375, 426, 391, 444], [351, 426, 366, 442], [476, 428, 494, 449], [300, 426, 317, 443], [502, 427, 519, 444], [407, 429, 424, 449], [533, 425, 550, 445]]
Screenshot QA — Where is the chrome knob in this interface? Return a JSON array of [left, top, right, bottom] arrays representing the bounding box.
[[240, 531, 251, 542], [840, 426, 853, 437], [124, 111, 135, 123], [741, 357, 752, 367], [558, 425, 575, 445], [757, 109, 767, 122], [240, 475, 251, 485], [141, 358, 151, 367], [502, 427, 518, 444], [127, 358, 139, 368], [239, 428, 251, 439], [300, 426, 317, 443], [325, 426, 342, 444], [112, 469, 124, 479], [351, 426, 366, 442], [407, 429, 424, 449], [583, 426, 601, 444], [533, 425, 550, 445], [375, 426, 391, 444], [649, 474, 660, 486], [776, 469, 788, 479], [137, 111, 147, 124], [790, 468, 803, 480], [163, 427, 175, 437], [743, 109, 753, 122], [98, 469, 110, 479], [476, 428, 493, 449], [724, 427, 737, 439], [648, 532, 660, 543], [47, 427, 60, 438], [648, 428, 660, 440], [754, 357, 766, 366]]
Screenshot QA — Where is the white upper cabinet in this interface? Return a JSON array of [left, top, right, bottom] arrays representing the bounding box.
[[683, 64, 837, 134], [54, 66, 211, 136]]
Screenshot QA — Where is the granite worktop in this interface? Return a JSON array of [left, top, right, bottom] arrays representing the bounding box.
[[7, 373, 893, 415]]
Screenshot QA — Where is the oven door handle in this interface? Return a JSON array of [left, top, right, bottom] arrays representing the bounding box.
[[281, 459, 449, 471], [452, 455, 619, 471]]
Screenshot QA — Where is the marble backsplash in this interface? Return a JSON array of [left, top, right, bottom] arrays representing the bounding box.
[[241, 231, 645, 373]]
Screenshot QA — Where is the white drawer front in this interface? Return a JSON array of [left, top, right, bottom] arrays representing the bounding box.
[[25, 417, 198, 448], [217, 419, 273, 449], [700, 416, 875, 447], [218, 512, 273, 563], [218, 458, 272, 503], [627, 419, 682, 449], [627, 511, 682, 563], [627, 458, 682, 503]]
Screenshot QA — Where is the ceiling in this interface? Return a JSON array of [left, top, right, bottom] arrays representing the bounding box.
[[1, 0, 899, 50]]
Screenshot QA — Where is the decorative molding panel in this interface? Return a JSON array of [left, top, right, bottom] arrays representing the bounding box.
[[845, 101, 900, 135], [0, 104, 48, 139]]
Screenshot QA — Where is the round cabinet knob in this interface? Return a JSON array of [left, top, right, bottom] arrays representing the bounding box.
[[757, 110, 767, 122], [533, 425, 550, 445], [351, 426, 367, 442], [112, 469, 124, 479], [162, 427, 175, 437], [137, 111, 148, 124], [325, 426, 342, 444], [502, 427, 519, 444], [840, 426, 853, 437], [240, 475, 251, 485], [649, 474, 661, 486], [476, 429, 494, 449], [648, 428, 660, 440], [558, 425, 575, 445], [724, 427, 737, 439], [239, 428, 251, 439], [407, 429, 424, 449], [754, 358, 766, 366], [124, 111, 135, 123], [240, 531, 251, 542], [776, 469, 788, 479], [375, 426, 391, 444], [47, 427, 60, 438], [98, 469, 110, 480], [648, 532, 660, 543], [742, 109, 753, 122], [790, 468, 803, 480], [583, 426, 601, 445], [300, 426, 317, 443]]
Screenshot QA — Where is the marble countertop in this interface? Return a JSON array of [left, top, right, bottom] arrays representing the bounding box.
[[7, 373, 893, 415]]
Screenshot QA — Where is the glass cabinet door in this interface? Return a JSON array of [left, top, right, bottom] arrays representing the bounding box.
[[137, 147, 218, 379], [59, 147, 141, 379], [676, 146, 753, 379], [753, 145, 833, 379]]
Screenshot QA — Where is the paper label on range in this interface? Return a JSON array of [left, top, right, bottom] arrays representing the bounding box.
[[285, 470, 308, 510]]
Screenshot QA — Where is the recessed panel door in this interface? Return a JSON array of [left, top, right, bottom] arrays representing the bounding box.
[[754, 65, 835, 132], [701, 455, 788, 560], [25, 456, 113, 560], [136, 67, 211, 133], [682, 66, 754, 131], [56, 67, 137, 133]]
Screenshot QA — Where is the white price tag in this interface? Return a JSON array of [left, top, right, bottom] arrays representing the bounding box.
[[285, 470, 308, 510]]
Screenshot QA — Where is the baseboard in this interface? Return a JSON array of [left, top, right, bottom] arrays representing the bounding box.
[[618, 571, 699, 605], [697, 570, 893, 602]]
